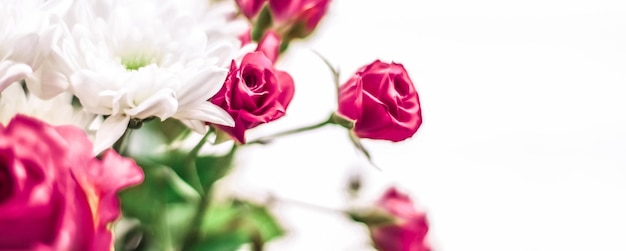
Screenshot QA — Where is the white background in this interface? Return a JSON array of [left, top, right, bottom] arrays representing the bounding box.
[[220, 0, 626, 250]]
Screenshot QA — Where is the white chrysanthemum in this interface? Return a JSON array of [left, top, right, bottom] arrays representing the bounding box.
[[0, 81, 96, 132], [52, 0, 247, 153], [0, 0, 72, 98]]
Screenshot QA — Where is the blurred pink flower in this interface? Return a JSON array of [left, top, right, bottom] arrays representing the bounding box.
[[0, 115, 143, 251], [235, 0, 267, 19], [370, 187, 430, 251], [269, 0, 331, 38]]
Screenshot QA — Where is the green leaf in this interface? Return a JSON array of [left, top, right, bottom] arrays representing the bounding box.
[[165, 203, 198, 245], [195, 147, 237, 190], [194, 200, 284, 250], [185, 232, 249, 251], [119, 160, 201, 250], [348, 208, 398, 226], [312, 50, 341, 95], [241, 201, 285, 242], [348, 131, 381, 170], [233, 200, 285, 243], [159, 119, 192, 143]]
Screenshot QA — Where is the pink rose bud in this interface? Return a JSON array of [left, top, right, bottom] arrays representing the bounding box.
[[235, 0, 267, 19], [370, 188, 430, 251], [0, 115, 143, 251], [256, 30, 281, 63], [209, 52, 295, 143], [269, 0, 331, 38], [337, 60, 422, 142], [239, 26, 253, 47]]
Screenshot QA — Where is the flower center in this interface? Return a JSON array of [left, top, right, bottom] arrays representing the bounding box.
[[121, 54, 158, 71]]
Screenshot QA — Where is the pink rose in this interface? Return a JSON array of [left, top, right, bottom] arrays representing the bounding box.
[[370, 188, 430, 251], [235, 0, 267, 19], [209, 52, 295, 143], [337, 60, 422, 142], [0, 115, 143, 251], [268, 0, 331, 38]]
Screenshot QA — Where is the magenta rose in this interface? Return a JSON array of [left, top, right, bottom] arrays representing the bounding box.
[[209, 51, 295, 143], [268, 0, 331, 38], [235, 0, 267, 19], [337, 60, 422, 142], [370, 188, 430, 251], [0, 115, 143, 251]]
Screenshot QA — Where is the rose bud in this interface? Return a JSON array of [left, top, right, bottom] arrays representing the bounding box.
[[0, 115, 143, 250], [209, 51, 295, 143], [239, 26, 253, 47], [256, 30, 281, 63], [337, 60, 422, 142], [268, 0, 331, 39], [235, 0, 267, 19], [370, 187, 430, 251]]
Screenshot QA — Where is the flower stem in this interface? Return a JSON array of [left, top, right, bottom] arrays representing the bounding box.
[[181, 137, 237, 250], [246, 113, 341, 145], [183, 129, 212, 196], [181, 187, 212, 251], [268, 194, 345, 215]]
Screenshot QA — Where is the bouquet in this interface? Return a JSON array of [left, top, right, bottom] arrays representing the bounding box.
[[0, 0, 430, 250]]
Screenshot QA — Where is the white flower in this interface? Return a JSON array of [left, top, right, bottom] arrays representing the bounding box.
[[0, 81, 96, 132], [52, 0, 248, 154], [0, 0, 73, 98]]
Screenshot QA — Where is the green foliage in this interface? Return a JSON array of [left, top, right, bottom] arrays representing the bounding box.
[[195, 148, 236, 189], [188, 200, 285, 251], [184, 232, 249, 251], [251, 6, 273, 42], [118, 121, 283, 251]]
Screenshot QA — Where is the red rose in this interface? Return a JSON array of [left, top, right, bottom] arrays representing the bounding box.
[[209, 52, 295, 143], [337, 60, 422, 142], [370, 188, 430, 251], [268, 0, 331, 38], [0, 115, 143, 250]]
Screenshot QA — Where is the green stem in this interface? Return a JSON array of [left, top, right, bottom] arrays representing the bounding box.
[[181, 188, 212, 251], [264, 194, 345, 215], [183, 130, 212, 196], [180, 131, 237, 250], [246, 113, 339, 145]]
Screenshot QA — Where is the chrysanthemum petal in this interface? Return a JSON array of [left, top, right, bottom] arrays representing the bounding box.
[[0, 61, 32, 92], [124, 88, 178, 120], [177, 67, 228, 108], [175, 102, 234, 127], [93, 115, 130, 155]]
